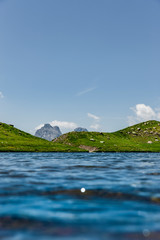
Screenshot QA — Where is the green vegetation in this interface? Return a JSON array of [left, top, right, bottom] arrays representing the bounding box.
[[0, 122, 80, 152], [1, 120, 160, 152], [54, 120, 160, 152]]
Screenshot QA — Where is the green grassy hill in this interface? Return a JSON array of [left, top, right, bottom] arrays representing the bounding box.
[[0, 122, 80, 152], [53, 120, 160, 152], [1, 120, 160, 152]]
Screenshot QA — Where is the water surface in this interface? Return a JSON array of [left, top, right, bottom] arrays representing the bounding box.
[[0, 152, 160, 239]]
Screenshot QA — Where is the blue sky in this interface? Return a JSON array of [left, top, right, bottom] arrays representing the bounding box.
[[0, 0, 160, 134]]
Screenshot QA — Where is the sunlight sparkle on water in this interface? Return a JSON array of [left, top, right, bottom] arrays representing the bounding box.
[[81, 188, 86, 193]]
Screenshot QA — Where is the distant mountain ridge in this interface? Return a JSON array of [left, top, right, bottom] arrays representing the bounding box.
[[74, 127, 88, 132], [35, 124, 62, 141]]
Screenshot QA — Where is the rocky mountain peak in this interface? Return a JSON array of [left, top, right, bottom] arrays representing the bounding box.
[[74, 127, 88, 132], [43, 123, 53, 128], [35, 124, 62, 141]]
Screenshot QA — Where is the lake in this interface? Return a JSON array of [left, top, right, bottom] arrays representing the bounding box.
[[0, 152, 160, 239]]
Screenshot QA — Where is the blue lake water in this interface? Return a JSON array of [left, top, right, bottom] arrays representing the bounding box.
[[0, 152, 160, 239]]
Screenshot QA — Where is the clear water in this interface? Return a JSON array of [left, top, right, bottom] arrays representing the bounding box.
[[0, 152, 160, 239]]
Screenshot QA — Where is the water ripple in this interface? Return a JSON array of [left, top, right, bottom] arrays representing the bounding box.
[[0, 152, 160, 239]]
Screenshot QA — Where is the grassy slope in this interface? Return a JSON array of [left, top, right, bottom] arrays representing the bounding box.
[[54, 120, 160, 152], [0, 123, 80, 152], [1, 120, 160, 152]]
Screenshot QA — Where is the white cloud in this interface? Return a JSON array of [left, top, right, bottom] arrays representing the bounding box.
[[88, 113, 100, 121], [128, 104, 160, 126], [77, 87, 96, 96], [90, 123, 100, 130], [132, 104, 156, 120], [50, 120, 77, 130], [35, 124, 44, 130], [157, 112, 160, 120], [0, 92, 4, 99], [35, 120, 78, 133], [87, 113, 101, 130]]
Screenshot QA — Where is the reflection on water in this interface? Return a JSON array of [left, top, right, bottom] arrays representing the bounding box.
[[0, 152, 160, 239]]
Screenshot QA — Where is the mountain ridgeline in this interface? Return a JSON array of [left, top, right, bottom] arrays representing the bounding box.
[[35, 124, 62, 141], [1, 120, 160, 152], [35, 124, 88, 141], [74, 127, 88, 132]]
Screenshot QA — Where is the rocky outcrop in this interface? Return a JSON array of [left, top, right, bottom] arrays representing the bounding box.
[[79, 145, 98, 152], [35, 124, 62, 141], [74, 127, 88, 132]]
